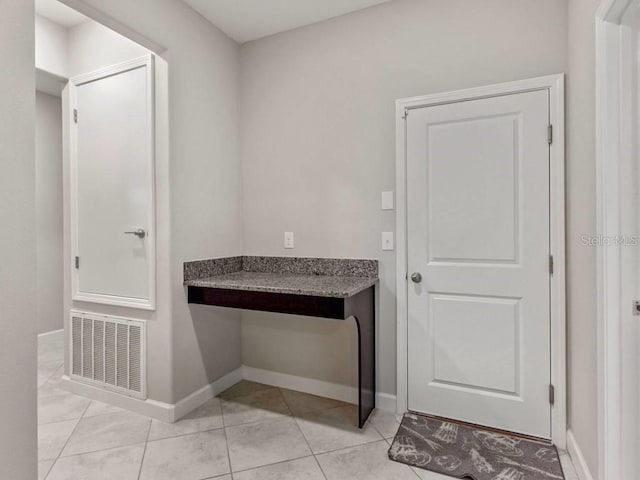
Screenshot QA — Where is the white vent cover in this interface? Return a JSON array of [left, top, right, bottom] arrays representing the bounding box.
[[70, 311, 146, 399]]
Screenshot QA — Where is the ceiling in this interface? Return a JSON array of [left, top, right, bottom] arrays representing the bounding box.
[[35, 0, 87, 28], [182, 0, 393, 44]]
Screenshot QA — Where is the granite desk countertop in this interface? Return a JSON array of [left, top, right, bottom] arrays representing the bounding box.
[[184, 271, 378, 298]]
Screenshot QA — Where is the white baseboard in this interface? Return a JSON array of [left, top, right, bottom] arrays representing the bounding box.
[[376, 392, 397, 413], [172, 367, 243, 420], [62, 364, 396, 423], [242, 365, 397, 413], [38, 328, 64, 339], [567, 429, 595, 480], [61, 366, 243, 423], [62, 375, 175, 422]]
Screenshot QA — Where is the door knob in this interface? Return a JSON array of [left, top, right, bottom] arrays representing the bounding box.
[[410, 272, 422, 283], [124, 228, 146, 239]]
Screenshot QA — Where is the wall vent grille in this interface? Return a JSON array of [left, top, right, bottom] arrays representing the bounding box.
[[70, 312, 146, 399]]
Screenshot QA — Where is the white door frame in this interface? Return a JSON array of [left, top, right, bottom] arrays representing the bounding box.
[[596, 1, 639, 479], [395, 74, 566, 447], [69, 54, 157, 311]]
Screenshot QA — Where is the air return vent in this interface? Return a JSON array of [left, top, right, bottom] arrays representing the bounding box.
[[70, 312, 146, 399]]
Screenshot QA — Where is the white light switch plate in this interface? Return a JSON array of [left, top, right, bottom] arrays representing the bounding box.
[[382, 232, 394, 251], [381, 191, 394, 210], [284, 232, 294, 249]]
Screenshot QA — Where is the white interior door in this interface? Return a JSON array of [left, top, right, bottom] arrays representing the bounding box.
[[406, 89, 551, 438], [71, 56, 155, 310]]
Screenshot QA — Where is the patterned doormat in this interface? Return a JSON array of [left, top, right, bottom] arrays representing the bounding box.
[[388, 413, 565, 480]]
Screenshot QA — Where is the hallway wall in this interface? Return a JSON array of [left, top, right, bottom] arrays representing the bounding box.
[[36, 91, 64, 335], [0, 0, 37, 478]]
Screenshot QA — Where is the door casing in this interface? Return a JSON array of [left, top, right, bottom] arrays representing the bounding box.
[[596, 1, 640, 478], [69, 54, 156, 310], [395, 74, 566, 447]]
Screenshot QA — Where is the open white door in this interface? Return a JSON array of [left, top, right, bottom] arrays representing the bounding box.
[[406, 89, 552, 439], [70, 55, 156, 310]]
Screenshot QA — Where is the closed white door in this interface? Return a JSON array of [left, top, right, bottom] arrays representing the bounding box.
[[407, 90, 551, 438], [71, 56, 155, 309]]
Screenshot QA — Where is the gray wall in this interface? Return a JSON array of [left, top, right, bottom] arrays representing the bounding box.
[[68, 19, 148, 76], [0, 0, 37, 478], [567, 0, 600, 475], [61, 16, 177, 404], [62, 0, 243, 404], [36, 91, 64, 335], [240, 0, 568, 397]]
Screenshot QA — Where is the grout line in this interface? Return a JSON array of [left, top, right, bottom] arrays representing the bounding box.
[[53, 439, 148, 461], [220, 399, 234, 477], [311, 438, 387, 457], [46, 441, 147, 462], [42, 399, 92, 479], [312, 454, 329, 480], [136, 418, 153, 480], [145, 425, 226, 444], [39, 459, 55, 480], [410, 465, 426, 479], [230, 454, 316, 476], [288, 406, 328, 479], [221, 409, 294, 430], [38, 363, 65, 388]]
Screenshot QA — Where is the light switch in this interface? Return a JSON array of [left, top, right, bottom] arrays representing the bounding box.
[[381, 191, 394, 210], [284, 232, 294, 249], [382, 232, 394, 251]]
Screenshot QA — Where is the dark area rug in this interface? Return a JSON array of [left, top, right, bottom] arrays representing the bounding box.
[[388, 413, 565, 480]]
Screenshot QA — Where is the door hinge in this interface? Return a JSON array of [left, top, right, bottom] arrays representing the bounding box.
[[75, 256, 80, 269], [549, 384, 555, 405], [549, 255, 554, 275], [547, 124, 553, 145], [402, 109, 409, 120], [73, 109, 78, 123]]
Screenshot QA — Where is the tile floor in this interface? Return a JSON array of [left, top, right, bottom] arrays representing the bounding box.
[[38, 333, 580, 480]]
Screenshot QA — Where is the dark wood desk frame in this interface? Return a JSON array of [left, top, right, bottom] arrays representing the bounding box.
[[188, 284, 376, 428]]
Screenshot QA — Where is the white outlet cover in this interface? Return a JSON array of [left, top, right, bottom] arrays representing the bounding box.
[[382, 232, 394, 251], [381, 191, 394, 210], [284, 231, 294, 249]]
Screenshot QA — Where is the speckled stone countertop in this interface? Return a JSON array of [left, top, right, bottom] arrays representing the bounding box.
[[184, 256, 378, 298], [186, 271, 377, 298]]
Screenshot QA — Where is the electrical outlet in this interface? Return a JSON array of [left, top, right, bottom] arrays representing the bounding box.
[[382, 232, 394, 251], [284, 232, 294, 249]]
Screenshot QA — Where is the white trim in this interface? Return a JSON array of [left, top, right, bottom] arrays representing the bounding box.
[[242, 365, 397, 413], [243, 365, 356, 403], [173, 367, 243, 420], [395, 74, 566, 446], [61, 366, 243, 423], [62, 365, 397, 423], [69, 54, 157, 311], [567, 430, 596, 480], [596, 2, 640, 479], [37, 328, 64, 339], [375, 392, 398, 413]]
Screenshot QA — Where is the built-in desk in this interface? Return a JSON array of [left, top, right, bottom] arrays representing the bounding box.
[[184, 256, 378, 428]]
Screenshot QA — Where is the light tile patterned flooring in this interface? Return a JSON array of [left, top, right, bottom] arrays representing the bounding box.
[[38, 333, 580, 480]]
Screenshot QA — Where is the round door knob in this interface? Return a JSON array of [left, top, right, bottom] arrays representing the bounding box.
[[410, 272, 422, 283]]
